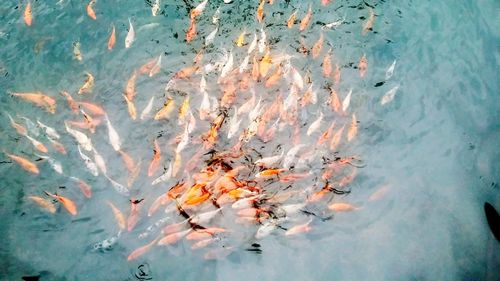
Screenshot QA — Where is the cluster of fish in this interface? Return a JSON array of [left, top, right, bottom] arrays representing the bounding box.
[[7, 0, 397, 261]]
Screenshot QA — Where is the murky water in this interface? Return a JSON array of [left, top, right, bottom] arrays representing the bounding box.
[[0, 0, 498, 280]]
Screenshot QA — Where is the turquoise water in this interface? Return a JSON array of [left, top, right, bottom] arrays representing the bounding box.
[[0, 0, 498, 280]]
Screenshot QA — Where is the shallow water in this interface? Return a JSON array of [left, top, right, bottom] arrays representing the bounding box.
[[0, 0, 498, 280]]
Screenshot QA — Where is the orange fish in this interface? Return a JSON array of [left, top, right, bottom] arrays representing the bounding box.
[[316, 122, 335, 145], [86, 0, 97, 20], [311, 32, 324, 59], [157, 229, 192, 246], [358, 54, 367, 78], [127, 199, 143, 232], [347, 113, 357, 142], [123, 94, 137, 120], [147, 139, 161, 177], [28, 196, 56, 213], [107, 201, 126, 230], [265, 65, 282, 88], [329, 125, 345, 151], [256, 0, 265, 23], [333, 63, 341, 85], [287, 10, 297, 29], [5, 152, 39, 174], [118, 150, 136, 173], [362, 8, 375, 35], [328, 202, 358, 212], [186, 18, 197, 43], [322, 51, 332, 77], [59, 91, 79, 113], [125, 70, 137, 101], [44, 191, 77, 216], [6, 113, 27, 136], [299, 5, 312, 32], [11, 92, 56, 114], [321, 0, 331, 6], [251, 55, 260, 81], [329, 88, 341, 112], [186, 228, 226, 241], [255, 168, 286, 178], [77, 178, 92, 198], [285, 219, 312, 236], [127, 236, 161, 261], [107, 24, 116, 50], [49, 138, 67, 155], [259, 49, 272, 78], [77, 101, 106, 116], [24, 1, 32, 26]]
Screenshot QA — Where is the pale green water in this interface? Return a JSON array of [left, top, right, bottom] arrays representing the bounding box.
[[0, 0, 499, 280]]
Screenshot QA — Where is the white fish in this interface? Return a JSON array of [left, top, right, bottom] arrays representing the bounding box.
[[227, 107, 242, 139], [283, 86, 298, 112], [322, 16, 345, 30], [65, 122, 93, 151], [140, 96, 155, 120], [35, 153, 63, 175], [219, 51, 233, 80], [255, 150, 284, 167], [258, 27, 266, 53], [223, 0, 233, 3], [342, 89, 352, 112], [190, 208, 223, 225], [104, 174, 130, 196], [381, 85, 399, 106], [306, 83, 317, 105], [151, 161, 172, 185], [248, 33, 257, 54], [239, 55, 250, 73], [192, 0, 209, 16], [151, 0, 160, 16], [307, 112, 323, 136], [92, 148, 107, 175], [248, 95, 263, 122], [244, 116, 260, 142], [125, 18, 135, 48], [92, 231, 122, 252], [231, 195, 262, 209], [149, 55, 162, 77], [199, 89, 211, 120], [291, 67, 304, 89], [138, 23, 160, 32], [255, 220, 276, 239], [77, 145, 99, 177], [186, 110, 196, 133], [164, 77, 176, 92], [283, 144, 306, 169], [176, 125, 189, 153], [199, 75, 207, 93], [385, 60, 396, 80], [212, 7, 221, 24], [19, 116, 40, 137], [205, 26, 218, 46], [24, 135, 47, 152], [238, 89, 256, 115], [104, 115, 121, 151], [37, 119, 60, 139]]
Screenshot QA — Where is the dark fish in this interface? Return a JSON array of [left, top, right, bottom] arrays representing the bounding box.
[[22, 276, 40, 281], [374, 81, 385, 87], [484, 202, 500, 242]]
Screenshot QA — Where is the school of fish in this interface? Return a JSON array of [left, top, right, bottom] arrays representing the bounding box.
[[5, 0, 399, 262]]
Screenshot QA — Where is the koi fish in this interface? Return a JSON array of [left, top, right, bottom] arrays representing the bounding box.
[[347, 113, 357, 142], [149, 55, 162, 77], [154, 97, 175, 120], [381, 85, 399, 105], [235, 29, 246, 47], [70, 176, 92, 198], [34, 153, 63, 174], [362, 8, 375, 35], [157, 228, 192, 246], [307, 111, 323, 136], [385, 60, 397, 80], [124, 70, 137, 101], [28, 196, 56, 213], [147, 139, 161, 177], [44, 191, 78, 216], [48, 137, 67, 155], [287, 10, 297, 29], [190, 208, 223, 225], [107, 201, 126, 230], [151, 0, 160, 16], [123, 94, 137, 120], [78, 72, 94, 95], [104, 114, 121, 151], [342, 89, 352, 113], [186, 18, 197, 42], [127, 236, 161, 261], [255, 168, 286, 178], [329, 88, 341, 112], [65, 122, 93, 151], [311, 32, 323, 59], [11, 92, 57, 114], [125, 18, 135, 48], [328, 202, 358, 212], [205, 25, 218, 46], [77, 145, 99, 177], [59, 91, 79, 113], [73, 41, 83, 61], [6, 113, 27, 135], [140, 96, 155, 120], [86, 0, 97, 20], [358, 54, 367, 78], [322, 50, 332, 77], [5, 152, 39, 174], [24, 1, 33, 26], [255, 151, 283, 167], [108, 24, 116, 50], [127, 199, 143, 231], [256, 0, 265, 23], [285, 218, 312, 236], [299, 5, 312, 32], [255, 220, 277, 239], [191, 0, 208, 19], [283, 144, 306, 169], [258, 27, 266, 53]]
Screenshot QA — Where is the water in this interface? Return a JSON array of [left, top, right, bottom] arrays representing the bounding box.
[[0, 0, 498, 280]]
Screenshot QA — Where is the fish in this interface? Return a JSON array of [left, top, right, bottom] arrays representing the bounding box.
[[358, 54, 367, 78], [5, 152, 39, 174], [73, 41, 83, 61], [125, 18, 135, 48], [59, 91, 79, 113], [290, 66, 304, 89], [108, 24, 116, 50], [36, 119, 60, 140], [311, 32, 323, 59], [190, 208, 223, 224], [105, 174, 130, 196], [124, 70, 137, 101], [11, 92, 57, 114], [191, 238, 216, 250], [212, 6, 221, 24], [255, 220, 276, 239], [154, 97, 175, 120], [322, 50, 332, 77], [186, 18, 197, 42], [151, 0, 160, 16], [151, 161, 172, 186], [287, 10, 297, 29], [328, 202, 358, 212], [191, 0, 209, 19], [283, 144, 306, 169], [205, 25, 218, 46], [77, 101, 106, 116], [255, 151, 283, 167], [104, 114, 121, 151], [92, 148, 107, 174], [34, 153, 63, 174], [140, 96, 155, 120], [176, 125, 190, 154], [123, 94, 137, 120], [256, 0, 265, 22], [299, 5, 312, 32], [220, 51, 234, 80], [70, 176, 92, 198], [157, 228, 192, 245], [329, 124, 344, 151], [307, 111, 323, 136], [24, 1, 33, 26], [77, 145, 99, 177], [86, 0, 97, 20], [28, 196, 56, 213], [6, 113, 27, 135], [127, 199, 143, 231], [329, 88, 341, 112], [238, 89, 256, 115], [107, 201, 126, 230], [342, 89, 352, 112], [248, 33, 258, 54], [484, 202, 500, 242], [381, 85, 399, 105], [64, 122, 93, 151], [92, 231, 122, 252], [362, 8, 375, 35], [78, 72, 94, 95], [127, 236, 161, 261], [235, 29, 246, 47], [347, 114, 357, 142], [227, 107, 242, 139], [48, 137, 67, 155], [255, 168, 286, 178], [385, 60, 397, 80], [147, 139, 161, 177], [239, 55, 250, 73], [285, 218, 312, 236], [199, 88, 211, 120], [258, 27, 266, 53], [44, 191, 78, 216]]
